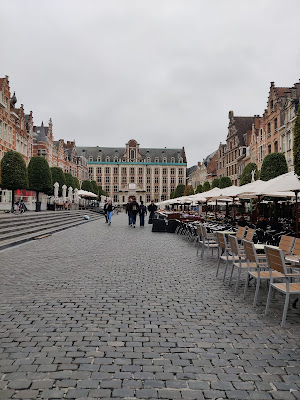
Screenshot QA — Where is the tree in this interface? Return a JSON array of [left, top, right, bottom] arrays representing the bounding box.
[[293, 100, 300, 176], [81, 180, 93, 192], [195, 184, 203, 194], [0, 151, 28, 208], [260, 153, 288, 181], [212, 178, 220, 188], [240, 163, 258, 186], [73, 177, 80, 190], [184, 185, 194, 196], [203, 181, 211, 192], [220, 176, 232, 188], [90, 180, 99, 195], [170, 191, 175, 199], [65, 173, 76, 189], [28, 157, 52, 204], [174, 184, 185, 198], [50, 167, 66, 195]]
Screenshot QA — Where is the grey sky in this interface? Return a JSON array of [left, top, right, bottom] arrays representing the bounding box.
[[1, 0, 300, 167]]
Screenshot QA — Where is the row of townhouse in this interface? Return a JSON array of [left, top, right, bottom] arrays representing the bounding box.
[[189, 79, 300, 188], [0, 76, 88, 185]]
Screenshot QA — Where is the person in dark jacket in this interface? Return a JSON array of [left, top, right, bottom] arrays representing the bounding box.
[[139, 200, 147, 227], [129, 198, 139, 228], [106, 200, 114, 225], [103, 200, 108, 223], [148, 200, 157, 224], [126, 198, 133, 226]]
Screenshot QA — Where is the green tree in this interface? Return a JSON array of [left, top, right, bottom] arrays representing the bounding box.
[[293, 100, 300, 176], [240, 163, 258, 186], [51, 167, 66, 195], [203, 181, 211, 192], [170, 191, 175, 199], [73, 177, 80, 190], [260, 153, 288, 181], [184, 185, 194, 196], [0, 151, 28, 208], [212, 178, 220, 188], [220, 176, 232, 188], [195, 184, 203, 194], [65, 173, 76, 189], [81, 180, 93, 192], [174, 184, 185, 198], [90, 180, 99, 195], [28, 157, 52, 204]]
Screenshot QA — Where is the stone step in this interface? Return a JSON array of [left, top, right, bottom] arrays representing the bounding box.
[[0, 210, 92, 225], [0, 214, 102, 251]]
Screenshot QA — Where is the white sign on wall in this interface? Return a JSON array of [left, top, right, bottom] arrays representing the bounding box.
[[129, 183, 136, 190]]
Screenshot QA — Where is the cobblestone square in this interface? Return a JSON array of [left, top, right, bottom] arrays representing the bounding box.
[[0, 213, 300, 399]]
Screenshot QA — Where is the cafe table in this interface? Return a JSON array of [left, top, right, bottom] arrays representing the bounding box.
[[215, 230, 236, 235], [254, 244, 279, 251]]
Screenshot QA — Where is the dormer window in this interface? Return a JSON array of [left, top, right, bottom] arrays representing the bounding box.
[[106, 156, 110, 162], [130, 150, 135, 160], [147, 157, 151, 162], [155, 157, 159, 163], [178, 157, 183, 163], [162, 157, 167, 163], [171, 157, 175, 163], [114, 156, 118, 162], [89, 156, 93, 161], [97, 156, 102, 162]]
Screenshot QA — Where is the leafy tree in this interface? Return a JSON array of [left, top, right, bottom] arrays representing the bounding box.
[[65, 173, 76, 189], [220, 176, 232, 188], [170, 191, 175, 199], [90, 180, 99, 195], [0, 151, 28, 208], [73, 177, 80, 190], [240, 163, 258, 186], [293, 100, 300, 176], [81, 180, 93, 192], [97, 185, 108, 200], [174, 184, 185, 198], [28, 157, 52, 204], [184, 185, 194, 196], [195, 184, 203, 194], [260, 153, 288, 181], [212, 178, 220, 188], [203, 181, 211, 192], [51, 167, 66, 195]]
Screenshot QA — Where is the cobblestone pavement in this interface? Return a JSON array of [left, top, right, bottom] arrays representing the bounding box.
[[0, 212, 300, 400]]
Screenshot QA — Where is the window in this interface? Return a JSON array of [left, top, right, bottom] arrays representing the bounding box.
[[282, 135, 286, 153], [268, 144, 271, 154], [105, 167, 110, 174], [170, 186, 175, 193], [130, 149, 135, 160], [155, 157, 159, 163], [179, 177, 183, 184], [162, 186, 167, 193], [163, 177, 167, 184], [147, 168, 151, 175], [154, 198, 159, 203], [130, 167, 135, 174], [170, 168, 175, 175], [170, 177, 175, 184], [138, 167, 143, 174], [97, 167, 101, 174], [154, 168, 159, 175], [105, 186, 110, 193], [171, 157, 175, 163], [106, 156, 110, 162], [122, 167, 127, 174], [163, 157, 167, 163], [97, 156, 102, 162], [0, 120, 2, 139], [178, 157, 183, 163], [122, 176, 127, 183], [113, 195, 118, 202], [146, 195, 151, 202], [114, 176, 118, 183], [105, 176, 110, 183], [274, 118, 278, 132], [113, 167, 118, 174], [8, 127, 12, 144], [97, 176, 101, 183], [146, 176, 151, 184], [274, 141, 278, 153], [154, 186, 159, 192], [113, 185, 118, 192], [162, 168, 167, 175], [287, 132, 291, 151], [260, 129, 263, 141], [147, 186, 151, 192], [89, 156, 93, 161], [88, 167, 93, 174], [130, 176, 135, 183], [161, 195, 166, 201], [147, 156, 151, 162], [179, 168, 183, 175], [154, 177, 159, 183], [138, 176, 143, 184], [270, 100, 274, 110], [4, 123, 7, 141], [267, 122, 271, 137]]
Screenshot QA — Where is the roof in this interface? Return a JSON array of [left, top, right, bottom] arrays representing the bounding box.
[[33, 123, 48, 143], [187, 165, 198, 176], [203, 150, 217, 167], [275, 87, 290, 97], [76, 146, 186, 163], [229, 116, 254, 146]]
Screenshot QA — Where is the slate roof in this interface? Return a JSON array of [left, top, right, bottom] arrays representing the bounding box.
[[231, 116, 254, 146], [203, 150, 217, 167], [76, 145, 186, 163], [33, 123, 48, 143]]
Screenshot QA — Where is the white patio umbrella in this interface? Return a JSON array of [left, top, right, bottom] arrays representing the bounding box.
[[68, 186, 73, 202], [78, 189, 97, 198], [74, 188, 79, 204], [54, 182, 59, 199], [62, 184, 67, 202]]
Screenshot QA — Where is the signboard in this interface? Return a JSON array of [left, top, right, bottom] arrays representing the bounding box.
[[129, 183, 136, 190]]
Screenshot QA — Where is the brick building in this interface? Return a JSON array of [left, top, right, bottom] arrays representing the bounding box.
[[77, 139, 187, 204]]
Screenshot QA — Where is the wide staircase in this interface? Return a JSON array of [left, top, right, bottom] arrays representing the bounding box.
[[0, 210, 102, 251]]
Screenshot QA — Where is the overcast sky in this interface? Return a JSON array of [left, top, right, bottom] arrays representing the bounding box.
[[1, 0, 300, 167]]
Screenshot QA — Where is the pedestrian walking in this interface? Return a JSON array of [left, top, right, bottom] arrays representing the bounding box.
[[139, 200, 147, 227], [129, 198, 139, 228], [106, 200, 114, 225], [126, 198, 133, 226], [147, 200, 157, 224], [103, 199, 108, 223]]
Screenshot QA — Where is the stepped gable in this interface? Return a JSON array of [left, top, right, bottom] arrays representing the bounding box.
[[228, 112, 254, 146]]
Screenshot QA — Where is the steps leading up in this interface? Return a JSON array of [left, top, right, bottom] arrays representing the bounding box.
[[0, 210, 102, 251]]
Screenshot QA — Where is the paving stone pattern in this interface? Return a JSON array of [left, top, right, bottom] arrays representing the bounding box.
[[0, 212, 300, 399]]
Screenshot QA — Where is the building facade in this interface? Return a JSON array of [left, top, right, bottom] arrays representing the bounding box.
[[77, 139, 187, 204]]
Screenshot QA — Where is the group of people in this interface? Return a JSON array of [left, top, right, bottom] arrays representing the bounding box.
[[126, 198, 157, 228], [103, 198, 157, 227]]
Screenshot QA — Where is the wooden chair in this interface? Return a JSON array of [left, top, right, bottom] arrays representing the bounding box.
[[278, 235, 295, 255], [236, 226, 246, 240], [244, 228, 255, 242], [226, 235, 246, 292], [243, 240, 283, 307], [200, 224, 218, 259], [291, 238, 300, 255], [196, 225, 204, 256], [265, 246, 300, 327], [216, 232, 234, 278]]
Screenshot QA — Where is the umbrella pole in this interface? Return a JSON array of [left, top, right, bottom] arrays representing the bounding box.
[[233, 197, 236, 221], [206, 201, 208, 218], [215, 200, 217, 220], [257, 195, 261, 221], [296, 191, 299, 238]]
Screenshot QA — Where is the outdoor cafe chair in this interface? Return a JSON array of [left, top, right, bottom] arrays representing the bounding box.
[[243, 240, 283, 307], [244, 227, 255, 242], [227, 235, 247, 292], [196, 225, 204, 255], [278, 235, 295, 255], [291, 237, 300, 256], [236, 226, 246, 240], [265, 246, 300, 327], [216, 232, 234, 278], [200, 224, 218, 259]]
